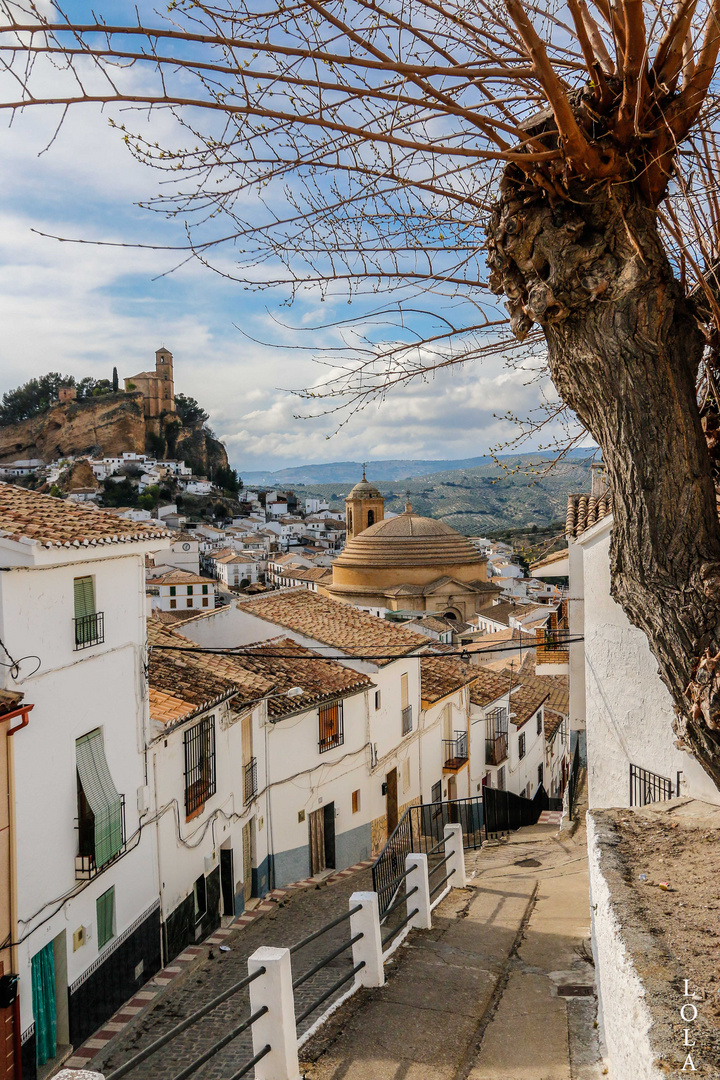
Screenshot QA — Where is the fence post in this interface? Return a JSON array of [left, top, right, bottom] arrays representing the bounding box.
[[248, 946, 301, 1080], [405, 853, 431, 930], [349, 891, 385, 987], [443, 823, 467, 889]]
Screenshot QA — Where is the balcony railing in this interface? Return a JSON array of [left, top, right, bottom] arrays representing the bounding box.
[[75, 795, 126, 881], [401, 705, 413, 736], [485, 733, 508, 766], [535, 627, 569, 664], [244, 757, 258, 803], [443, 731, 468, 770], [629, 763, 674, 807], [74, 611, 105, 650]]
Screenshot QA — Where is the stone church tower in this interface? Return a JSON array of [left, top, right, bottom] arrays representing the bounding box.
[[345, 469, 385, 539], [125, 348, 176, 420]]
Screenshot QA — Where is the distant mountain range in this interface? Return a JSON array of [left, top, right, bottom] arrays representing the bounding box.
[[240, 450, 598, 535], [241, 449, 593, 486]]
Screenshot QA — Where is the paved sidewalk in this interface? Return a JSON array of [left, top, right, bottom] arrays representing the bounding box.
[[81, 862, 373, 1080], [302, 818, 605, 1080]]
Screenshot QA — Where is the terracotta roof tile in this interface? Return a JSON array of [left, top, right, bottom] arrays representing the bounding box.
[[0, 689, 24, 717], [236, 589, 428, 665], [469, 669, 513, 708], [566, 489, 614, 538], [153, 569, 210, 585], [0, 481, 171, 548], [544, 708, 565, 741], [420, 656, 480, 704]]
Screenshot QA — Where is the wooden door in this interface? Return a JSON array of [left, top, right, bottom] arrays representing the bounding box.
[[242, 820, 253, 902], [386, 768, 398, 835], [308, 808, 326, 875]]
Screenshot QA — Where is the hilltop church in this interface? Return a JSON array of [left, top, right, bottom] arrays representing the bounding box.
[[327, 472, 501, 621], [126, 347, 176, 420]]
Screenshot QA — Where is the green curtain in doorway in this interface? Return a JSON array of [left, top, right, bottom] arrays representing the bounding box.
[[31, 942, 57, 1066]]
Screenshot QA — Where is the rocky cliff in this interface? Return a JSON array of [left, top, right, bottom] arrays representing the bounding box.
[[0, 391, 229, 475]]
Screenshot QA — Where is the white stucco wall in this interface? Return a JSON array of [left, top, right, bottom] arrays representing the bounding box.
[[587, 814, 663, 1080], [578, 518, 720, 808], [0, 543, 161, 1035]]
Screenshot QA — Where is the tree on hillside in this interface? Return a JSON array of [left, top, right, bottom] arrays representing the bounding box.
[[4, 0, 720, 783], [174, 394, 209, 427], [0, 373, 67, 425]]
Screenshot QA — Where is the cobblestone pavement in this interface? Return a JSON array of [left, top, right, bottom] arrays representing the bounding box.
[[91, 866, 373, 1080]]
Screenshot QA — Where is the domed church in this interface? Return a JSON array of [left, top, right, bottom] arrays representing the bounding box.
[[328, 473, 501, 620]]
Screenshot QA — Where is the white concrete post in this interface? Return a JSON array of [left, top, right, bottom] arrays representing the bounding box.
[[405, 852, 432, 930], [248, 946, 301, 1080], [349, 891, 385, 987], [444, 823, 467, 889]]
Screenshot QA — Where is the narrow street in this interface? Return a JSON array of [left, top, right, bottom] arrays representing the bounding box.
[[302, 810, 605, 1079]]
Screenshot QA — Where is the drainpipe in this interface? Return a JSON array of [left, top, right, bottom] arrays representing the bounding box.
[[5, 704, 33, 1080]]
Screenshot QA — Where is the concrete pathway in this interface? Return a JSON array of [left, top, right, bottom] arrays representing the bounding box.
[[302, 816, 606, 1080]]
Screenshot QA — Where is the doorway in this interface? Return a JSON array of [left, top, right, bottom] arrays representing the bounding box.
[[31, 932, 69, 1076], [242, 820, 254, 903], [308, 807, 326, 875], [220, 846, 234, 916], [447, 775, 458, 823], [386, 768, 398, 836], [323, 803, 336, 871]]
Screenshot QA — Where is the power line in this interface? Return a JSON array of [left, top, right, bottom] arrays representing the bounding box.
[[149, 636, 584, 662]]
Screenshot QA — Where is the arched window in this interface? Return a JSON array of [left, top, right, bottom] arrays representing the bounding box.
[[367, 509, 375, 527]]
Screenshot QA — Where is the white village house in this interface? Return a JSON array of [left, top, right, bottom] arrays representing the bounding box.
[[0, 484, 171, 1079]]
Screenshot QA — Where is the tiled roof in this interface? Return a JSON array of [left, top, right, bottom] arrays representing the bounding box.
[[153, 569, 209, 585], [421, 657, 480, 704], [230, 637, 373, 718], [147, 622, 274, 727], [566, 490, 614, 538], [469, 669, 513, 707], [236, 589, 428, 665], [408, 615, 455, 634], [0, 481, 171, 548], [480, 601, 526, 626], [385, 576, 499, 598], [500, 668, 569, 714], [508, 679, 550, 729], [0, 689, 24, 717], [529, 547, 569, 573], [151, 608, 206, 627], [544, 708, 565, 741]]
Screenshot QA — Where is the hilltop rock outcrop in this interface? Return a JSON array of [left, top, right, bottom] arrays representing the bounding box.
[[0, 392, 146, 462]]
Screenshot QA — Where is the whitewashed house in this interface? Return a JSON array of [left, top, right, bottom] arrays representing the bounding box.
[[419, 658, 479, 804], [152, 570, 216, 613], [149, 534, 201, 575], [214, 553, 264, 588], [469, 670, 548, 798], [177, 589, 430, 854], [0, 484, 170, 1078], [566, 474, 720, 807]]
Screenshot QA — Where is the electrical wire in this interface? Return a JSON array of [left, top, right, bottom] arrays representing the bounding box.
[[0, 636, 41, 679]]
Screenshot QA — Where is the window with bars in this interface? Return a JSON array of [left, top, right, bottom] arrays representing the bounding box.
[[97, 886, 115, 949], [519, 733, 526, 760], [184, 715, 216, 818], [538, 763, 544, 786], [431, 780, 442, 803], [497, 766, 506, 791], [74, 575, 103, 649], [537, 712, 543, 735], [318, 700, 344, 752]]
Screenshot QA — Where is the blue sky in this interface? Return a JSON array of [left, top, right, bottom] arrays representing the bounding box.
[[0, 4, 572, 474]]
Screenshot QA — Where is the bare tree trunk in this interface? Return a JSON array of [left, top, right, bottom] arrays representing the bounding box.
[[487, 170, 720, 788]]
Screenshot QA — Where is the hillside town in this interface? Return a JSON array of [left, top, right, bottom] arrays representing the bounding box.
[[6, 0, 720, 1067]]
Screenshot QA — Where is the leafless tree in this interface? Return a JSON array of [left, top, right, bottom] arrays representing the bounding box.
[[4, 0, 720, 783]]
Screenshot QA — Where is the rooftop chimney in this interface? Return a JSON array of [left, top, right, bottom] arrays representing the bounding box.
[[590, 462, 607, 498]]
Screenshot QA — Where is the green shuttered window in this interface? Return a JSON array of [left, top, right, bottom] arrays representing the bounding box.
[[97, 887, 115, 948], [76, 729, 124, 868]]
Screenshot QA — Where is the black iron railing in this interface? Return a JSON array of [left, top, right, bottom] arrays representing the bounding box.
[[105, 964, 268, 1080], [567, 739, 581, 821], [485, 733, 508, 766], [290, 903, 364, 1028], [483, 785, 540, 836], [629, 763, 674, 807], [244, 757, 258, 804], [443, 731, 468, 768], [74, 611, 104, 650], [401, 705, 413, 735], [371, 798, 483, 915]]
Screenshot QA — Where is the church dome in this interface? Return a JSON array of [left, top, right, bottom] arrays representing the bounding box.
[[347, 478, 383, 500], [334, 506, 484, 570]]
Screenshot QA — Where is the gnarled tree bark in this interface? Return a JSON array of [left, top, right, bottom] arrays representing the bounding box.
[[488, 167, 720, 788]]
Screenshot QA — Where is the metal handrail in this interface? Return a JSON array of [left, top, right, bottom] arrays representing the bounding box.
[[227, 1045, 271, 1080], [292, 932, 363, 990], [426, 837, 446, 856], [382, 884, 418, 919], [381, 908, 420, 947], [428, 852, 453, 876], [295, 961, 366, 1025], [289, 903, 362, 955], [378, 863, 415, 894], [430, 867, 456, 898], [106, 965, 267, 1080], [171, 1004, 269, 1080]]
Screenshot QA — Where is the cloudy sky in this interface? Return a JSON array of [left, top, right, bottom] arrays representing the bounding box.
[[0, 16, 574, 474]]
